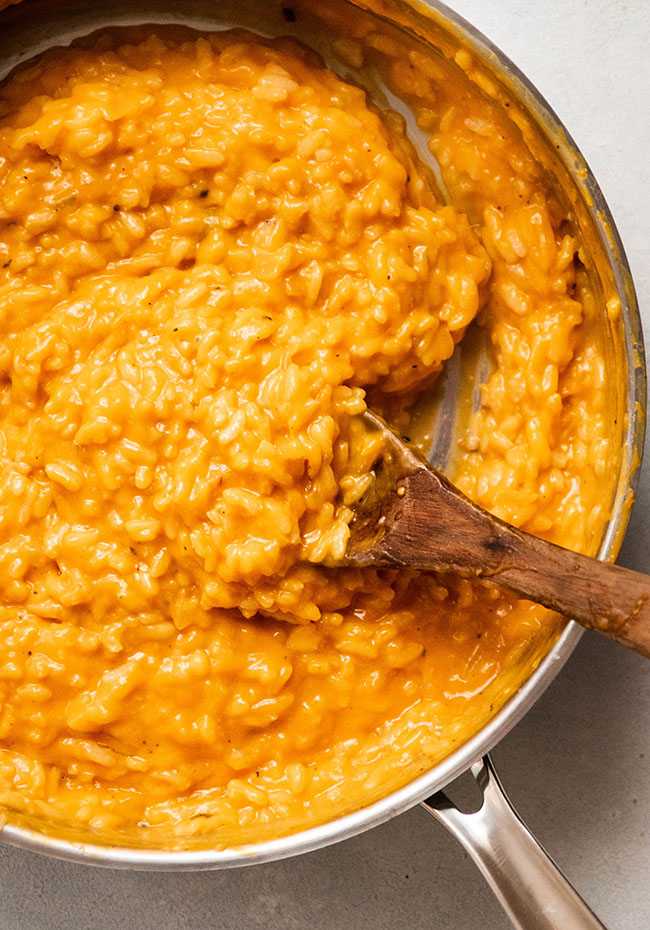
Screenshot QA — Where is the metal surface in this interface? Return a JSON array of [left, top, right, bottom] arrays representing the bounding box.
[[423, 757, 608, 930], [0, 0, 645, 880]]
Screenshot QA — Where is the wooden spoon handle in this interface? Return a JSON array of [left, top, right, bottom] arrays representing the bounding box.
[[480, 520, 650, 657], [369, 467, 650, 658]]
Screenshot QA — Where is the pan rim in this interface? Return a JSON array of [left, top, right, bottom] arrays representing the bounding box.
[[0, 0, 645, 870]]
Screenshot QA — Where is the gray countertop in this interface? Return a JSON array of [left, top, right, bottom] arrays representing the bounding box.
[[1, 1, 649, 927]]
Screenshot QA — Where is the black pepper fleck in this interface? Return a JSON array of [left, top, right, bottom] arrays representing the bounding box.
[[282, 6, 295, 21]]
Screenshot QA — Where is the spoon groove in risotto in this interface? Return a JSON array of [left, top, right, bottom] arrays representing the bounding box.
[[0, 23, 613, 844]]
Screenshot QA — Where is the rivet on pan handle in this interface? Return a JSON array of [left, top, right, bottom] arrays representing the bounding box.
[[422, 756, 608, 930]]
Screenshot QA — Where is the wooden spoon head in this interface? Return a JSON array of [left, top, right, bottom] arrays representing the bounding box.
[[336, 410, 424, 566], [331, 410, 517, 576]]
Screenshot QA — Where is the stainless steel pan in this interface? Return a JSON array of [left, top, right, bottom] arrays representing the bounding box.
[[0, 1, 645, 927]]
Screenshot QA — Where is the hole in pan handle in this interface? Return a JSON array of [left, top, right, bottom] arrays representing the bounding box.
[[422, 755, 608, 930]]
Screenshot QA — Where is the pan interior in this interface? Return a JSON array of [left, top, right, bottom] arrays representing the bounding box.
[[0, 0, 640, 862]]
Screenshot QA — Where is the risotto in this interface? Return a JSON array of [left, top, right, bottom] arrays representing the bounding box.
[[0, 15, 615, 846]]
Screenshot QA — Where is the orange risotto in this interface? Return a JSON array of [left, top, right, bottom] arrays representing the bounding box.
[[0, 21, 614, 846]]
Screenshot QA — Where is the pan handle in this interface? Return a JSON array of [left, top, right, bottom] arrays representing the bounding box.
[[421, 755, 608, 930]]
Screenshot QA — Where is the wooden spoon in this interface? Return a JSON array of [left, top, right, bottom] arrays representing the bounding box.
[[333, 411, 650, 659]]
